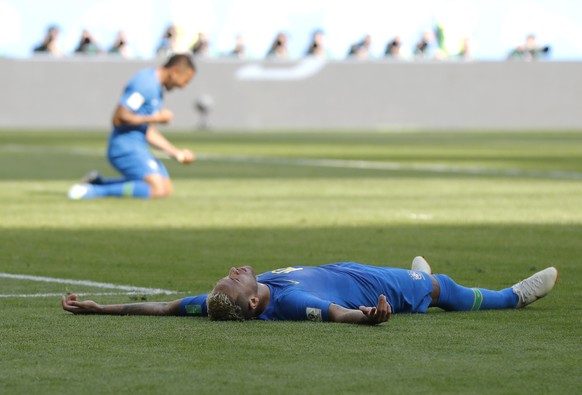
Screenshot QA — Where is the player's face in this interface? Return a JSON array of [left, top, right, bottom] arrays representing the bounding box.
[[166, 68, 195, 91], [215, 266, 258, 303], [227, 265, 258, 291]]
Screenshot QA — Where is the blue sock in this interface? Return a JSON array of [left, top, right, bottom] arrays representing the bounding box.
[[434, 274, 518, 311], [83, 181, 151, 199]]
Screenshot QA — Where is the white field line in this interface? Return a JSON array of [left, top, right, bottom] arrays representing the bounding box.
[[0, 292, 165, 299], [3, 143, 582, 180], [197, 153, 582, 180], [2, 144, 103, 156], [0, 272, 177, 298]]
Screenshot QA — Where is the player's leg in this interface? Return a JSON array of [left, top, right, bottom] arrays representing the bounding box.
[[68, 170, 132, 198], [433, 274, 517, 311], [68, 178, 151, 199], [433, 267, 557, 311], [102, 154, 170, 198], [69, 151, 165, 199], [81, 170, 127, 186], [144, 173, 173, 198], [85, 159, 173, 197]]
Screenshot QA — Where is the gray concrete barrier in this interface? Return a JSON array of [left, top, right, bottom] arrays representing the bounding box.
[[1, 57, 581, 131]]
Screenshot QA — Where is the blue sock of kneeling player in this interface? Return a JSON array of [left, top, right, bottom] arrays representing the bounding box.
[[82, 181, 151, 199], [434, 274, 519, 311]]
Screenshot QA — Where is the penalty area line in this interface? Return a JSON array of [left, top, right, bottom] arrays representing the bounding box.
[[0, 272, 177, 297]]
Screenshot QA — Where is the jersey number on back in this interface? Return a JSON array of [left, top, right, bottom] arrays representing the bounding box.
[[271, 267, 303, 274]]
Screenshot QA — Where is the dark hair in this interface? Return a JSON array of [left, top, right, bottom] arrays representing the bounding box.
[[163, 54, 196, 72]]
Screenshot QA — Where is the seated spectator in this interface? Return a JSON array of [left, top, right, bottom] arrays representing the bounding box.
[[228, 34, 246, 59], [413, 30, 435, 59], [347, 35, 371, 59], [508, 34, 550, 61], [384, 35, 403, 59], [74, 29, 101, 55], [305, 30, 326, 58], [191, 32, 210, 58], [157, 24, 178, 58], [266, 32, 289, 59], [108, 31, 131, 58], [33, 25, 62, 56]]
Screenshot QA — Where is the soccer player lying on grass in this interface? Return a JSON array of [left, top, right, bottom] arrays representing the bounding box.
[[68, 54, 196, 200], [62, 257, 558, 325]]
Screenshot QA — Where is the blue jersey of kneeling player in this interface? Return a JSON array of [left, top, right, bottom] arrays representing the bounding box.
[[179, 263, 434, 321], [109, 67, 163, 148]]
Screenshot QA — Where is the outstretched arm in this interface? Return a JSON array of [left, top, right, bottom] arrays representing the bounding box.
[[328, 295, 391, 325], [61, 294, 183, 316]]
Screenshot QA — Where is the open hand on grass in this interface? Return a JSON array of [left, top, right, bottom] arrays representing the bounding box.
[[62, 294, 101, 314]]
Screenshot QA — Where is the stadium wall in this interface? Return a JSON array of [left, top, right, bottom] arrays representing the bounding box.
[[1, 58, 581, 131]]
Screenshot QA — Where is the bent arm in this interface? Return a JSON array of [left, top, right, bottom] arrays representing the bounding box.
[[146, 126, 194, 163], [327, 295, 391, 325], [62, 294, 182, 316], [112, 104, 170, 126]]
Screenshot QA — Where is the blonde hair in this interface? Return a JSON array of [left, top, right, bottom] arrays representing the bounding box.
[[206, 291, 246, 321]]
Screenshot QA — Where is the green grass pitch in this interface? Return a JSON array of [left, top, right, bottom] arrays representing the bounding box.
[[1, 130, 581, 394]]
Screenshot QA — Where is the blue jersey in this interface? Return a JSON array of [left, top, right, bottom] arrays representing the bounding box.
[[110, 67, 163, 145], [179, 294, 208, 317], [257, 263, 434, 321], [178, 263, 433, 321]]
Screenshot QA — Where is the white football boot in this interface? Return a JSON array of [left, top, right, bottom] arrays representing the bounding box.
[[67, 183, 90, 200], [512, 267, 558, 308], [411, 256, 432, 275]]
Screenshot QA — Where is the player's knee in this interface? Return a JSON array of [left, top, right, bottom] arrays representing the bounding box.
[[145, 177, 173, 199], [148, 180, 173, 198], [150, 185, 171, 198], [164, 181, 173, 196], [161, 180, 173, 197]]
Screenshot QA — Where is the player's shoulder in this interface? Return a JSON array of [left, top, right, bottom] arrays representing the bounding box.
[[131, 66, 156, 79], [127, 67, 158, 88]]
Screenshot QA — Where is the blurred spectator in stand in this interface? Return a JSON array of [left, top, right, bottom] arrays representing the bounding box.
[[108, 31, 131, 58], [413, 30, 436, 59], [75, 29, 101, 55], [305, 29, 326, 58], [384, 35, 403, 59], [266, 32, 289, 59], [347, 34, 371, 59], [508, 34, 550, 61], [157, 24, 178, 58], [228, 34, 246, 58], [191, 32, 210, 58], [33, 25, 62, 56]]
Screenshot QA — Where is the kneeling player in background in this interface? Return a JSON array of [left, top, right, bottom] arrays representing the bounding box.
[[68, 54, 195, 200]]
